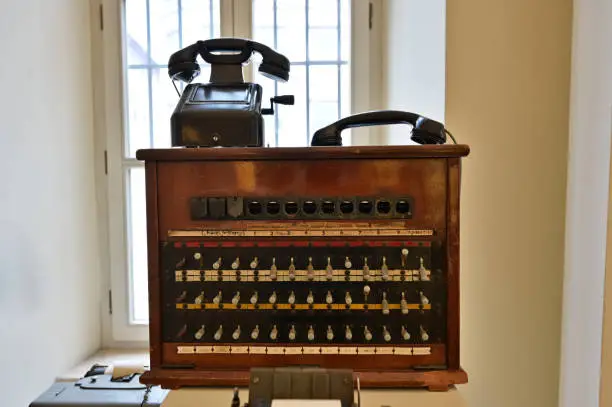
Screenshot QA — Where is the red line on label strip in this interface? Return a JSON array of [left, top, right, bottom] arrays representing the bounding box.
[[185, 242, 200, 248], [221, 242, 236, 247], [257, 242, 275, 247], [203, 242, 218, 247]]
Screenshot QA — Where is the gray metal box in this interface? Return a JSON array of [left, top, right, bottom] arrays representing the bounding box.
[[29, 374, 168, 407]]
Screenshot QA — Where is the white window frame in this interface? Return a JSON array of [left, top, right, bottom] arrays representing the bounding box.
[[93, 0, 383, 344]]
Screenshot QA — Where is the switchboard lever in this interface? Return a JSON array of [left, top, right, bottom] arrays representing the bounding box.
[[307, 325, 315, 341], [270, 257, 278, 280], [326, 257, 333, 280], [176, 290, 187, 303], [268, 290, 277, 304], [401, 325, 411, 341], [382, 292, 390, 315], [345, 325, 353, 341], [288, 325, 297, 341], [383, 326, 391, 342], [213, 290, 222, 305], [194, 325, 205, 340], [289, 257, 296, 280], [214, 325, 223, 341], [420, 325, 429, 341], [381, 256, 389, 281], [364, 326, 373, 341], [419, 257, 429, 281], [326, 325, 334, 341], [401, 248, 409, 268], [232, 325, 241, 340], [269, 325, 278, 340], [251, 325, 260, 340], [400, 292, 409, 314], [307, 256, 315, 280], [420, 291, 430, 306]]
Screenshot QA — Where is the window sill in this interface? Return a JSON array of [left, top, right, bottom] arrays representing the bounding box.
[[57, 348, 150, 382]]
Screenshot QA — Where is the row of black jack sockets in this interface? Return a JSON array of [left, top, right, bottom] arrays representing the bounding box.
[[190, 196, 414, 220]]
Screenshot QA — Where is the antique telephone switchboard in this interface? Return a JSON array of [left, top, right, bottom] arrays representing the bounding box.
[[137, 145, 469, 391], [137, 37, 469, 392]]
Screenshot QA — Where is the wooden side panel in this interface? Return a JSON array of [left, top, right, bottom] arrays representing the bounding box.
[[145, 161, 162, 367], [446, 158, 461, 369], [156, 159, 447, 235]]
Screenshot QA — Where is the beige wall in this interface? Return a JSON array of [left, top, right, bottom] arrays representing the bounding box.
[[0, 1, 102, 406], [382, 0, 446, 145], [445, 0, 572, 407]]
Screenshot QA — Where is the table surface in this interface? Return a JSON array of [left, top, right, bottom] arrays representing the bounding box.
[[59, 349, 468, 407]]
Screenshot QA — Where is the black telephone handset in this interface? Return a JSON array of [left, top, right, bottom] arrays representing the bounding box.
[[168, 38, 290, 84], [310, 110, 452, 146]]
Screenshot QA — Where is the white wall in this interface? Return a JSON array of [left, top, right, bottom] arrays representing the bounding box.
[[381, 0, 446, 144], [562, 1, 612, 406], [445, 0, 572, 406], [0, 1, 102, 406]]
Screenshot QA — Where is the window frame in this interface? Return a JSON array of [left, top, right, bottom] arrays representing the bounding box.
[[94, 0, 382, 343]]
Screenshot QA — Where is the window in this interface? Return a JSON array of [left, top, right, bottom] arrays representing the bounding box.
[[98, 0, 379, 341]]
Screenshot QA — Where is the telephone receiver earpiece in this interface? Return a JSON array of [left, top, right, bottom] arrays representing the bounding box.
[[167, 38, 290, 84], [168, 42, 201, 83], [310, 110, 449, 146]]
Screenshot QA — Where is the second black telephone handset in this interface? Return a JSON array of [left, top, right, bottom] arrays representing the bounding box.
[[310, 110, 455, 146], [168, 38, 290, 84]]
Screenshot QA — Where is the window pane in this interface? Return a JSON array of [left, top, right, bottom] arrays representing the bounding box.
[[151, 67, 177, 148], [309, 0, 338, 27], [149, 0, 180, 65], [340, 0, 350, 61], [310, 101, 338, 137], [276, 0, 306, 62], [182, 0, 221, 46], [253, 0, 275, 26], [124, 0, 221, 158], [309, 28, 338, 61], [126, 68, 151, 156], [253, 0, 349, 146], [277, 65, 307, 146], [309, 65, 338, 102], [126, 0, 148, 65], [127, 167, 148, 323]]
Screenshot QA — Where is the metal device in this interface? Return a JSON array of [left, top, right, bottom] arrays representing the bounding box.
[[167, 38, 294, 148]]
